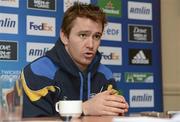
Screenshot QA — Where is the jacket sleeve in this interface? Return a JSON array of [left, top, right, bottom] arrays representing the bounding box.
[[20, 58, 59, 117], [97, 64, 118, 91]]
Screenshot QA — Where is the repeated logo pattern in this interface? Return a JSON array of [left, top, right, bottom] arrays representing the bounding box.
[[0, 13, 18, 34], [0, 0, 162, 113], [0, 40, 18, 61]]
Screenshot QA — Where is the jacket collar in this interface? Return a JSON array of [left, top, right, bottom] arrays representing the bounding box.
[[46, 38, 101, 77]]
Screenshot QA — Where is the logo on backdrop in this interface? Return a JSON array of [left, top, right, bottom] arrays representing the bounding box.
[[26, 42, 54, 62], [129, 49, 152, 65], [97, 0, 122, 17], [98, 46, 122, 65], [124, 72, 154, 83], [128, 24, 153, 43], [28, 0, 56, 11], [129, 89, 154, 107], [26, 15, 55, 37], [0, 70, 21, 106], [0, 40, 18, 61], [113, 73, 122, 82], [63, 0, 90, 12], [0, 0, 19, 8], [101, 22, 122, 41], [0, 13, 18, 34], [128, 1, 152, 20], [0, 70, 20, 82]]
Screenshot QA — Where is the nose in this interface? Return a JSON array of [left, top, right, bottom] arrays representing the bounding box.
[[86, 37, 94, 49]]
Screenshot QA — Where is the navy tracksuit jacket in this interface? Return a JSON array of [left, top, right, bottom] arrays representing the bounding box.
[[20, 39, 117, 117]]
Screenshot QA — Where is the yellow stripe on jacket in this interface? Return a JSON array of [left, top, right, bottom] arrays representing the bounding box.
[[20, 71, 56, 101]]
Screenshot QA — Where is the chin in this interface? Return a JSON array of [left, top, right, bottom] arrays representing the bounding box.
[[82, 61, 92, 66]]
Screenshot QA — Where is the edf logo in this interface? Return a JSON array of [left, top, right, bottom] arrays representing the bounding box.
[[101, 23, 122, 42], [27, 15, 55, 37], [107, 28, 119, 35]]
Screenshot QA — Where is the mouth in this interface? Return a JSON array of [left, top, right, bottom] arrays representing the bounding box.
[[84, 52, 94, 58]]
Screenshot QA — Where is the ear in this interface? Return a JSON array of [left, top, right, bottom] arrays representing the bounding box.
[[60, 30, 68, 45]]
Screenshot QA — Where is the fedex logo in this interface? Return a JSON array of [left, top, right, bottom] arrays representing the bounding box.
[[27, 15, 55, 37], [29, 22, 53, 31], [99, 46, 122, 65], [101, 23, 122, 41]]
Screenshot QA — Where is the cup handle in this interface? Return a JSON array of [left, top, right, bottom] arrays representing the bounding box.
[[55, 102, 60, 112]]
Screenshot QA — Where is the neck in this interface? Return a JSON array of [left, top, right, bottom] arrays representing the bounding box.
[[65, 46, 87, 72]]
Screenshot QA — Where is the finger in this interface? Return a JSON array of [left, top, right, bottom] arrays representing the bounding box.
[[101, 111, 119, 116], [109, 89, 118, 95], [104, 100, 128, 109], [125, 102, 129, 109], [105, 95, 126, 103], [107, 84, 113, 91], [124, 108, 128, 112], [101, 89, 115, 95], [103, 89, 119, 96], [103, 105, 125, 114]]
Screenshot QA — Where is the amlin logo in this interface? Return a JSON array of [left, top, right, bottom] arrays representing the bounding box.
[[101, 22, 122, 42], [26, 15, 55, 37], [129, 89, 154, 107], [128, 1, 152, 20], [0, 13, 18, 34], [26, 42, 54, 62], [98, 46, 122, 65]]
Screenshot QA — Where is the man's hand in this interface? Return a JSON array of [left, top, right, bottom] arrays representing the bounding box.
[[82, 90, 129, 116]]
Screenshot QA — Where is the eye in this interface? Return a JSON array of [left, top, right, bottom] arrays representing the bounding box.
[[93, 34, 101, 41], [79, 33, 87, 39]]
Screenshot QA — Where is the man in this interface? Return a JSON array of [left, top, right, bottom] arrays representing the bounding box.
[[20, 3, 128, 117]]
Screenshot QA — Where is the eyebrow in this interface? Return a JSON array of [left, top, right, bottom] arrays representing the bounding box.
[[78, 31, 102, 35]]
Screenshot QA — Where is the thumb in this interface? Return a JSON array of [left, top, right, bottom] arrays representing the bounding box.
[[103, 89, 116, 95]]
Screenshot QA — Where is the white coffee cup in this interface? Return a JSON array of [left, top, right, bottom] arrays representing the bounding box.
[[55, 100, 82, 117]]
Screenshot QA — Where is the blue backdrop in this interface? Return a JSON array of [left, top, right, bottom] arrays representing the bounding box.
[[0, 0, 163, 114]]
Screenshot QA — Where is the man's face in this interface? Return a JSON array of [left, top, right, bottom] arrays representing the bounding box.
[[61, 17, 103, 71]]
